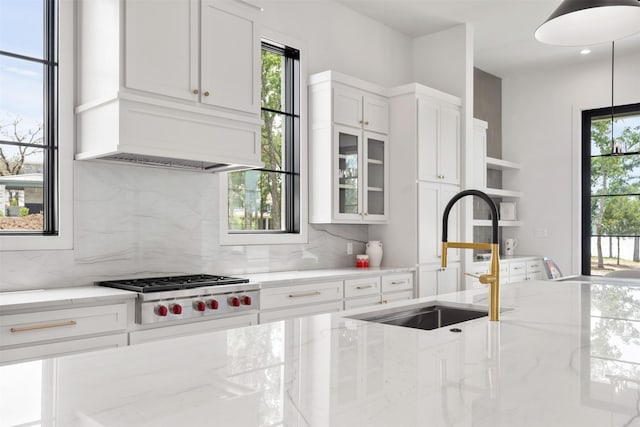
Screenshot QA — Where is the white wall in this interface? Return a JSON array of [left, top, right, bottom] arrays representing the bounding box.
[[261, 1, 413, 87], [0, 1, 414, 291], [502, 53, 640, 275]]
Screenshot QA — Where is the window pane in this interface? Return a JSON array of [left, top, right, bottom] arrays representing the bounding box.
[[228, 170, 286, 231], [591, 114, 640, 156], [0, 143, 44, 231], [0, 0, 44, 59], [261, 111, 285, 171], [590, 195, 640, 237], [0, 56, 44, 136], [261, 49, 284, 112], [591, 154, 640, 196]]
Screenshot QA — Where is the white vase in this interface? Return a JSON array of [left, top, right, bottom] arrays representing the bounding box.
[[366, 241, 383, 267]]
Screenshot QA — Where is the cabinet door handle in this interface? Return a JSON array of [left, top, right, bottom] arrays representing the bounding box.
[[288, 291, 321, 298], [364, 120, 369, 125], [10, 320, 77, 333], [203, 91, 210, 97], [192, 89, 199, 95], [358, 120, 363, 124], [356, 284, 374, 290]]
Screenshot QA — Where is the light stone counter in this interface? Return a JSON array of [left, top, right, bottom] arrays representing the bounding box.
[[1, 278, 639, 427], [244, 266, 415, 288], [0, 286, 136, 312]]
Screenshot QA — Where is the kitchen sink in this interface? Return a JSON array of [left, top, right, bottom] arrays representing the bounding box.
[[347, 303, 489, 331]]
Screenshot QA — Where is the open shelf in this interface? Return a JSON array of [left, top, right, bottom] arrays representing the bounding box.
[[473, 219, 523, 227], [486, 157, 521, 171], [484, 187, 522, 198]]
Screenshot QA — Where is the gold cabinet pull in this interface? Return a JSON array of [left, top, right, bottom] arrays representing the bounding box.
[[364, 120, 369, 125], [356, 284, 374, 290], [203, 91, 210, 97], [10, 320, 77, 333], [192, 89, 199, 94], [390, 281, 406, 285], [288, 291, 321, 298]]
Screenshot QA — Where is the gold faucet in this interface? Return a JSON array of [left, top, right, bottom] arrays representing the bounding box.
[[441, 190, 500, 321]]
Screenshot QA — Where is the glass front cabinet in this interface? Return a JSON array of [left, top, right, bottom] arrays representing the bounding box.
[[309, 71, 389, 224]]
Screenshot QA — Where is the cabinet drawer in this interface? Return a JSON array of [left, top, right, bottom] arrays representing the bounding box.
[[129, 314, 258, 345], [260, 300, 342, 324], [0, 304, 127, 347], [260, 281, 343, 310], [381, 273, 413, 293], [344, 295, 382, 310], [344, 277, 381, 298], [509, 262, 527, 276], [0, 333, 127, 365], [382, 290, 414, 304], [526, 259, 543, 274]]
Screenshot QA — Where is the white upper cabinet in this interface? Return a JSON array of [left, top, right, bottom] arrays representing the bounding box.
[[309, 71, 389, 224], [76, 0, 263, 170], [333, 86, 389, 134], [418, 181, 460, 264], [125, 0, 197, 102], [417, 95, 461, 185], [125, 0, 259, 114]]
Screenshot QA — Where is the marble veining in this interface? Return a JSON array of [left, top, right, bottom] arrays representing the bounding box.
[[1, 280, 639, 426], [0, 162, 368, 291]]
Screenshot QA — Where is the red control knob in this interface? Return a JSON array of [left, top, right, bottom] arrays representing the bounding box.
[[156, 305, 168, 317], [194, 301, 206, 312], [229, 296, 241, 307], [171, 304, 183, 315], [241, 295, 252, 306], [208, 299, 219, 310]]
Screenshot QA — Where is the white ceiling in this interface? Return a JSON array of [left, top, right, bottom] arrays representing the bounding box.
[[337, 0, 640, 77]]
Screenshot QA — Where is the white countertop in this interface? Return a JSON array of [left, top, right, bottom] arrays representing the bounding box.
[[0, 286, 136, 312], [2, 278, 639, 426], [244, 266, 415, 287]]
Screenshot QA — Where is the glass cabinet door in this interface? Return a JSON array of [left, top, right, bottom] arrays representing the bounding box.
[[364, 133, 387, 220], [335, 126, 362, 219]]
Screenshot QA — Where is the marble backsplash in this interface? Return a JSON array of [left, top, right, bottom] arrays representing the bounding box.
[[0, 162, 368, 291]]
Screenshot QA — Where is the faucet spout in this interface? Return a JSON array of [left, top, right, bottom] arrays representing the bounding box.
[[441, 190, 501, 321]]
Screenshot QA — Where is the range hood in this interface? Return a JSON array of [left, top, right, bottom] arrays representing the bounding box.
[[75, 97, 264, 174]]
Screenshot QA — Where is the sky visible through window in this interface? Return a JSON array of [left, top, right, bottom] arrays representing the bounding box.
[[0, 0, 45, 160]]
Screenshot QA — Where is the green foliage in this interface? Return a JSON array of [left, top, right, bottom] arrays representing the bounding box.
[[228, 48, 286, 231], [9, 199, 17, 206], [20, 207, 29, 217], [0, 210, 4, 217]]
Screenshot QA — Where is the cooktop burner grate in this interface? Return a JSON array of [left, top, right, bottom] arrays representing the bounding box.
[[96, 274, 250, 293]]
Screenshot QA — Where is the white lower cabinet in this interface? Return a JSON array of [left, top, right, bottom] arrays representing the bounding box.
[[418, 263, 461, 297], [465, 257, 544, 289], [0, 303, 128, 365], [129, 313, 258, 345], [344, 273, 414, 309], [260, 280, 344, 323]]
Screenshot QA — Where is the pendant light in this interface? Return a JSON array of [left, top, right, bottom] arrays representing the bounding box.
[[535, 0, 640, 155], [535, 0, 640, 46]]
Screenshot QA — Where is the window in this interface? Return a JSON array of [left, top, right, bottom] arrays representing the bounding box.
[[0, 0, 57, 235], [222, 40, 305, 245], [582, 103, 640, 275]]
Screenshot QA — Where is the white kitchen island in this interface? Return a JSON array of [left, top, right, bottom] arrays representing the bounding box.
[[1, 279, 638, 427]]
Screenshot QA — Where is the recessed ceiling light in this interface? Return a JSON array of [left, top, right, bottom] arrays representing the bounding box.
[[580, 49, 591, 55]]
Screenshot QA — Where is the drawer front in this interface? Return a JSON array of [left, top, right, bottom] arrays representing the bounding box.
[[381, 273, 413, 293], [260, 300, 342, 324], [129, 314, 258, 345], [0, 333, 128, 365], [1, 304, 127, 347], [344, 277, 381, 298], [260, 281, 343, 310], [509, 274, 527, 284], [344, 295, 382, 310], [526, 259, 543, 275], [382, 290, 414, 304], [509, 261, 527, 276]]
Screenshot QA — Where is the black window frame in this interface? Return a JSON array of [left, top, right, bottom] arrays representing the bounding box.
[[581, 102, 640, 275], [0, 0, 58, 235], [228, 40, 301, 234]]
